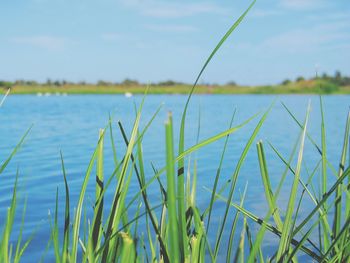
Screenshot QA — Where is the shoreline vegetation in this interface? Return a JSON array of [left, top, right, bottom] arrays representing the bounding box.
[[1, 72, 350, 95]]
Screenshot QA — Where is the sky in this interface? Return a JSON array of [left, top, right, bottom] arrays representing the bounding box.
[[0, 0, 349, 85]]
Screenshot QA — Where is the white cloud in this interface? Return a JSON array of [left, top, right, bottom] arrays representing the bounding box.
[[235, 21, 350, 55], [10, 36, 71, 50], [280, 0, 328, 10], [261, 22, 350, 53], [144, 24, 198, 32], [120, 0, 226, 18]]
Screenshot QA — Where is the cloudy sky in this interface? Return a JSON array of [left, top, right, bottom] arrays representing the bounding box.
[[0, 0, 349, 85]]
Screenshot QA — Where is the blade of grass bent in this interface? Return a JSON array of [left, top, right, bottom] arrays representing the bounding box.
[[177, 1, 256, 259]]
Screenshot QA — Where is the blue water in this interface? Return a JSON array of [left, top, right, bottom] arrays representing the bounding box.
[[0, 94, 349, 261]]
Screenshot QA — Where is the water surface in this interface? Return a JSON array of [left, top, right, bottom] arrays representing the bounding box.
[[0, 94, 349, 261]]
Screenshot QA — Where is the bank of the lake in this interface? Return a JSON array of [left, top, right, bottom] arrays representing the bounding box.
[[3, 80, 350, 95]]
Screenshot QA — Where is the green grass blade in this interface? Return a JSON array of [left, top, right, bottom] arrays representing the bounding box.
[[276, 102, 310, 261], [233, 218, 246, 263], [214, 101, 274, 256], [292, 167, 350, 240], [90, 129, 105, 254], [177, 1, 256, 258], [0, 126, 32, 174], [165, 112, 180, 263], [71, 144, 99, 262], [226, 183, 247, 263], [101, 97, 144, 261], [207, 109, 236, 234], [118, 122, 169, 262], [257, 141, 283, 230], [60, 152, 70, 263], [209, 190, 323, 261], [109, 113, 118, 165], [0, 172, 18, 263], [333, 109, 350, 240], [281, 102, 322, 155]]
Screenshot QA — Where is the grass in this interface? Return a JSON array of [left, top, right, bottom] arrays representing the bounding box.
[[1, 0, 350, 262]]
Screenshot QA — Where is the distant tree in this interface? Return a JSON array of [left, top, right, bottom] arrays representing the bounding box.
[[281, 79, 291, 85], [341, 77, 350, 86], [97, 80, 112, 86], [0, 81, 12, 89], [53, 80, 61, 86], [296, 76, 305, 82], [321, 73, 329, 80], [226, 81, 237, 86], [335, 70, 342, 79], [158, 80, 182, 86], [46, 79, 52, 85], [15, 79, 25, 85], [78, 81, 87, 85], [121, 79, 139, 86], [25, 80, 38, 86]]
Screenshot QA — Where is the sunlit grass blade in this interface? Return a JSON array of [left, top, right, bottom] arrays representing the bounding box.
[[0, 172, 18, 263], [119, 232, 136, 262], [165, 112, 180, 263], [233, 218, 247, 263], [0, 87, 11, 107], [71, 142, 99, 262], [177, 1, 256, 258], [276, 102, 310, 261]]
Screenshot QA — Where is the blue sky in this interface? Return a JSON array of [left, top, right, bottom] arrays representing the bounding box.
[[0, 0, 349, 85]]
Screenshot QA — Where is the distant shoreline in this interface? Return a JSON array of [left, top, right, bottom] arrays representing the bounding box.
[[2, 81, 350, 95]]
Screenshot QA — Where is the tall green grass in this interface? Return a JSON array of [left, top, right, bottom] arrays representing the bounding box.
[[1, 0, 350, 262]]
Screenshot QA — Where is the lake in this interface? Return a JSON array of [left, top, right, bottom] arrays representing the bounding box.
[[0, 94, 349, 261]]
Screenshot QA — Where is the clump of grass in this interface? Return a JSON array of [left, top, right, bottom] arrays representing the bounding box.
[[0, 128, 33, 263], [2, 0, 350, 262], [39, 89, 348, 263]]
